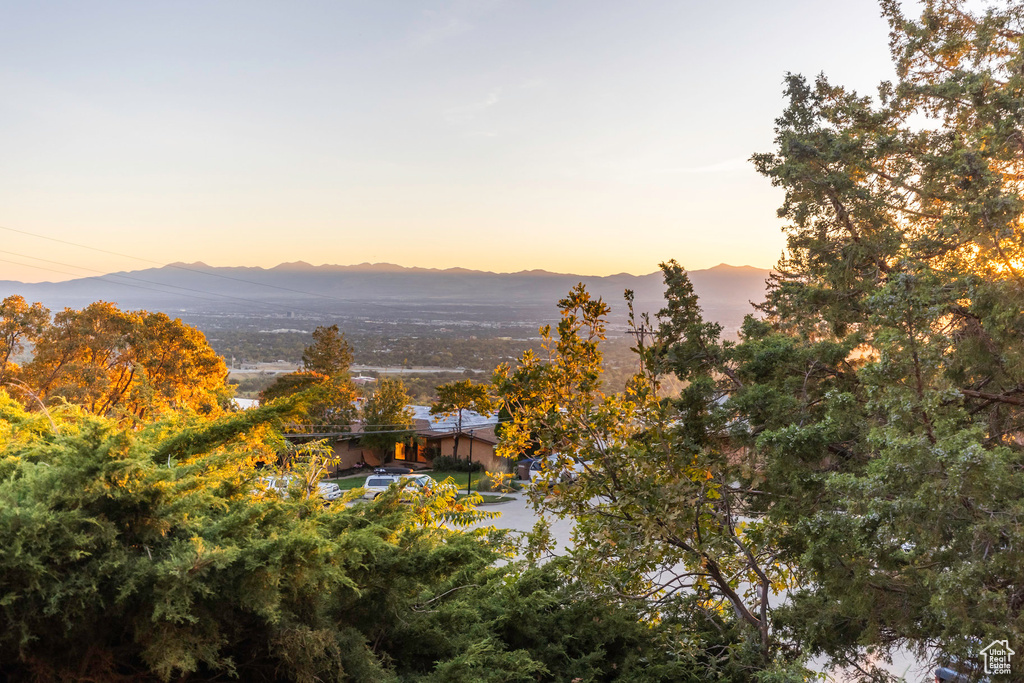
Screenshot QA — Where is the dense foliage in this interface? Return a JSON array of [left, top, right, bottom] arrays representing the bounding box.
[[384, 558, 778, 683], [0, 393, 769, 682], [497, 1, 1024, 679], [0, 298, 228, 420], [741, 0, 1024, 672], [359, 377, 415, 454], [495, 277, 801, 674]]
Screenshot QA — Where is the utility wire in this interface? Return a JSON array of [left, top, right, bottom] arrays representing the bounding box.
[[1, 254, 222, 303], [0, 258, 220, 303], [0, 249, 335, 315], [0, 223, 365, 303], [265, 414, 512, 432], [278, 419, 512, 437], [0, 252, 343, 318]]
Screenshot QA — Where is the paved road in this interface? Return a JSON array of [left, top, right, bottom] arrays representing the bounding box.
[[472, 492, 574, 551], [474, 492, 930, 682]]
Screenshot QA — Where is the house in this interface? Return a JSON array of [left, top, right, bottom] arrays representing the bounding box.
[[336, 405, 507, 473], [281, 404, 509, 475], [393, 405, 506, 472]]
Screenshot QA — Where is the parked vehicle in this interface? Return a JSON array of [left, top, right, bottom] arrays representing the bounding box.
[[362, 474, 401, 499], [529, 455, 589, 484], [317, 481, 343, 501], [516, 458, 538, 480], [259, 474, 296, 496], [401, 474, 435, 492], [258, 475, 342, 502], [362, 473, 438, 500]]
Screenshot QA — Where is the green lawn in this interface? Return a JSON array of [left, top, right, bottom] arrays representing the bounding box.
[[330, 475, 369, 491]]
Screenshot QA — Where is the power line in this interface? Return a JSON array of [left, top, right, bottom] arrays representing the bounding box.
[[0, 258, 220, 303], [270, 417, 512, 434], [0, 250, 342, 317], [279, 420, 511, 438], [0, 249, 336, 315], [0, 254, 224, 302], [0, 223, 363, 303]]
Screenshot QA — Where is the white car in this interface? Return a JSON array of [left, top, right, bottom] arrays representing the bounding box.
[[317, 482, 343, 501], [401, 474, 435, 492], [259, 475, 295, 496], [362, 473, 437, 500], [361, 474, 401, 499], [259, 475, 343, 502], [529, 455, 589, 484]]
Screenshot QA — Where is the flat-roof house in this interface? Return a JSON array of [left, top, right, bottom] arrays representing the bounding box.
[[282, 404, 508, 475]]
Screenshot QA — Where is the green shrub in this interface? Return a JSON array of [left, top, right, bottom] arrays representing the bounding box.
[[431, 454, 484, 472]]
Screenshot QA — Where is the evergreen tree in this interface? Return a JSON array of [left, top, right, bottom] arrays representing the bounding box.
[[0, 393, 494, 682], [497, 6, 1024, 673], [494, 278, 800, 672], [301, 324, 353, 377], [736, 0, 1024, 672]]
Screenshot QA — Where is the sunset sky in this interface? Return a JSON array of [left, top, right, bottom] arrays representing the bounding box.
[[0, 1, 897, 282]]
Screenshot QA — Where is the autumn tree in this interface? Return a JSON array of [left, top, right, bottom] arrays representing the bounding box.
[[301, 324, 353, 377], [259, 370, 358, 433], [431, 379, 495, 462], [17, 302, 228, 419], [494, 278, 802, 674], [0, 295, 49, 389], [127, 311, 229, 418], [359, 378, 415, 456]]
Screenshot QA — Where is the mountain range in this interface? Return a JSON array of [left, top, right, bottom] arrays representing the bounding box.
[[0, 262, 772, 333]]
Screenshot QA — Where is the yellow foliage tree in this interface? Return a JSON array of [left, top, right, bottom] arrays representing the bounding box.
[[11, 301, 228, 419]]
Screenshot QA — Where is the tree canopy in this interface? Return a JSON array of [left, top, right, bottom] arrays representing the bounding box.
[[359, 377, 415, 454], [739, 0, 1024, 671], [301, 324, 353, 377], [0, 391, 763, 682], [0, 298, 228, 420], [495, 276, 798, 671], [431, 379, 496, 460], [496, 1, 1024, 676]]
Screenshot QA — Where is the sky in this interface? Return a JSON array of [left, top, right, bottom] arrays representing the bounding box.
[[0, 0, 900, 282]]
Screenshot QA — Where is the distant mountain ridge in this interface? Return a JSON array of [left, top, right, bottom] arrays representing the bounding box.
[[0, 262, 772, 333]]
